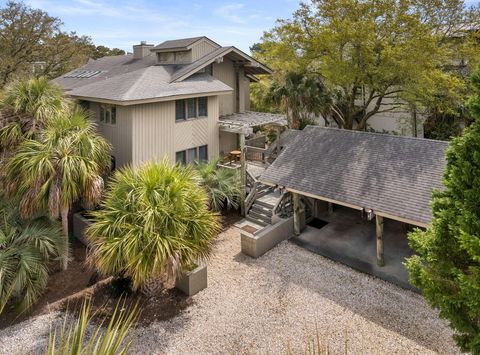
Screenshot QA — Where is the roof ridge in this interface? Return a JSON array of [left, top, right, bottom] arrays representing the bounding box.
[[305, 125, 450, 145], [121, 66, 157, 100]]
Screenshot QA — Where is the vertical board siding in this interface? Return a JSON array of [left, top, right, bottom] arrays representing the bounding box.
[[132, 101, 175, 164], [213, 58, 235, 115], [132, 96, 220, 165], [89, 102, 132, 168], [191, 40, 218, 61]]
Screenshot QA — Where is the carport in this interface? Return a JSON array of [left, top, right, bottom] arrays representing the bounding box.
[[260, 126, 448, 289]]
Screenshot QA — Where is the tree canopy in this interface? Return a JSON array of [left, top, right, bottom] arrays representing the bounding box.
[[0, 1, 126, 87], [405, 69, 480, 353], [253, 0, 480, 130]]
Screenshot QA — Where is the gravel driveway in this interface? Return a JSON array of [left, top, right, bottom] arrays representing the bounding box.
[[0, 226, 459, 354]]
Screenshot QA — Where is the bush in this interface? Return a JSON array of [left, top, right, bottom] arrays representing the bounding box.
[[0, 195, 65, 314], [46, 298, 137, 355], [86, 160, 221, 291]]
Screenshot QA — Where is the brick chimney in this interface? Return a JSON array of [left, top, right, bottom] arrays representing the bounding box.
[[133, 41, 154, 59]]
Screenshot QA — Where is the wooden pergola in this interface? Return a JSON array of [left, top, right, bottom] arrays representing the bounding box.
[[219, 111, 287, 216]]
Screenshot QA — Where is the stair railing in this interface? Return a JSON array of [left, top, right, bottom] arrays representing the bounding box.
[[245, 170, 258, 213], [273, 191, 293, 219]]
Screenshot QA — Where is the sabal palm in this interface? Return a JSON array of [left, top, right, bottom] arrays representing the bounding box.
[[195, 158, 241, 211], [0, 195, 65, 314], [0, 77, 69, 157], [269, 72, 331, 129], [5, 108, 111, 269], [87, 160, 221, 291]]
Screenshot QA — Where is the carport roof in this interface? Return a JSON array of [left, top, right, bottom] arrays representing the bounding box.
[[260, 126, 449, 226]]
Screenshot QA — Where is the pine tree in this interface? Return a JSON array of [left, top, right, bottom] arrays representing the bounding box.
[[405, 71, 480, 353]]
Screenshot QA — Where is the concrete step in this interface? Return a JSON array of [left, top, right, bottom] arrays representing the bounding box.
[[251, 204, 273, 216], [248, 210, 271, 224], [246, 216, 269, 227], [254, 199, 276, 209]]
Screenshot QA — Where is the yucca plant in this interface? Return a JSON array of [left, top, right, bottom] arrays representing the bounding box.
[[0, 77, 69, 158], [45, 298, 137, 355], [86, 159, 221, 291], [0, 195, 65, 314], [4, 108, 111, 270], [195, 158, 241, 211]]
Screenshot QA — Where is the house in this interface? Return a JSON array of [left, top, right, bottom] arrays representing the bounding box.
[[54, 36, 286, 170], [241, 126, 448, 289]]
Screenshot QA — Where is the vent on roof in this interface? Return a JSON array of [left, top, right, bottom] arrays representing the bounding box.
[[64, 70, 103, 78]]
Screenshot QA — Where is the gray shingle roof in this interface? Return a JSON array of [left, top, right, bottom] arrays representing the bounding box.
[[151, 36, 206, 51], [53, 54, 156, 91], [66, 66, 232, 102], [260, 127, 448, 225]]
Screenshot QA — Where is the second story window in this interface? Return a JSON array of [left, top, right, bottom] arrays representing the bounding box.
[[99, 104, 116, 125], [175, 97, 208, 122]]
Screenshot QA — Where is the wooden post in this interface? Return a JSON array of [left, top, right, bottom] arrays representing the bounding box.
[[376, 215, 385, 266], [239, 132, 246, 217], [293, 192, 301, 236], [328, 202, 334, 215]]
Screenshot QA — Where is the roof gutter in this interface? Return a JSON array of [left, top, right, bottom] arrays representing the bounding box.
[[68, 89, 233, 106]]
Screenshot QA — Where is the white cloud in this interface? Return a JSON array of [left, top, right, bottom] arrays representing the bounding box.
[[214, 3, 249, 24]]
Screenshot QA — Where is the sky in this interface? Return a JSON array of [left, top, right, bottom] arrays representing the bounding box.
[[12, 0, 301, 54], [3, 0, 479, 54]]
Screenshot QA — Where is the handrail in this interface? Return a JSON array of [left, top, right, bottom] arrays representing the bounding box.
[[245, 169, 258, 212], [273, 191, 292, 217]]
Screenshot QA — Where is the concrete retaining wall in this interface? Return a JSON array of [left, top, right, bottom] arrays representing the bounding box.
[[72, 212, 91, 246], [241, 217, 294, 258]]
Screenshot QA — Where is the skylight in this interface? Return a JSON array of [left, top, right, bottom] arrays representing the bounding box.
[[64, 70, 103, 78]]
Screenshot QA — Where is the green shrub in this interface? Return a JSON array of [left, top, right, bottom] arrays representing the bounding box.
[[46, 298, 137, 355], [86, 159, 221, 291]]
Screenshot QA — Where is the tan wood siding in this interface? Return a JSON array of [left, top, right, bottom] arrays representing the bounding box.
[[89, 102, 132, 168], [213, 58, 235, 115], [131, 96, 220, 165], [191, 40, 218, 61], [219, 131, 238, 156]]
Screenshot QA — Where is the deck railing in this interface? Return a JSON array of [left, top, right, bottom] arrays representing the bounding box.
[[245, 145, 268, 164]]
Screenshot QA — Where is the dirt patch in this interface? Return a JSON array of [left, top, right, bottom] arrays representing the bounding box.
[[220, 209, 242, 230], [60, 282, 192, 327], [241, 225, 258, 234], [0, 239, 100, 329]]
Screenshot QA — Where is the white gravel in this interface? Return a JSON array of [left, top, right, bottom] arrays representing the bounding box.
[[0, 226, 459, 354]]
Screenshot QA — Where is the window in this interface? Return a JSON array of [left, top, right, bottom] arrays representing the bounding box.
[[176, 145, 208, 164], [198, 97, 208, 117], [176, 150, 186, 164], [199, 145, 208, 161], [175, 97, 208, 121], [99, 104, 117, 125], [176, 100, 186, 121], [187, 147, 197, 162], [187, 98, 197, 119]]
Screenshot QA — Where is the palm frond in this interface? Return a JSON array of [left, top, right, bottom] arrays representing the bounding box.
[[45, 298, 137, 355], [87, 159, 221, 290]]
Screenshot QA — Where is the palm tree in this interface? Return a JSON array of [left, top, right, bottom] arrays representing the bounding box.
[[4, 108, 111, 270], [0, 77, 69, 159], [195, 158, 241, 211], [86, 160, 221, 291], [268, 72, 332, 129], [0, 195, 65, 314]]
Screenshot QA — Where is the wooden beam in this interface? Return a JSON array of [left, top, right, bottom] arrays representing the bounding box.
[[293, 192, 301, 236], [376, 215, 385, 267], [239, 132, 246, 217]]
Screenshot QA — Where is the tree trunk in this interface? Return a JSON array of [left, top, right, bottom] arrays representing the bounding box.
[[60, 207, 69, 270]]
